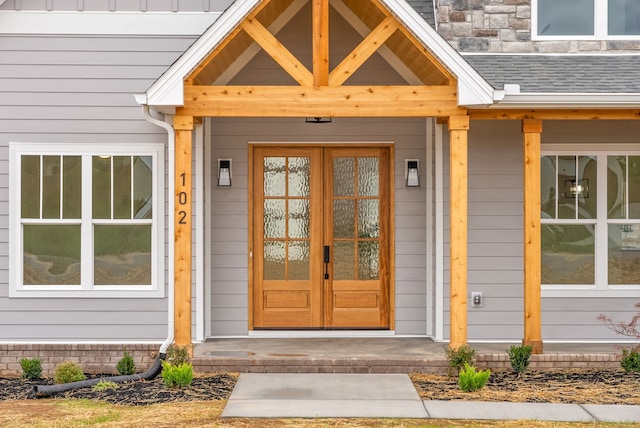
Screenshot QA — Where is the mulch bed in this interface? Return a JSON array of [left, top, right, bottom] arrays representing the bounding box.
[[411, 369, 640, 405], [0, 373, 237, 405], [1, 369, 638, 406]]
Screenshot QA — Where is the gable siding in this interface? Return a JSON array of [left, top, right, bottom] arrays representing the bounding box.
[[0, 33, 195, 341]]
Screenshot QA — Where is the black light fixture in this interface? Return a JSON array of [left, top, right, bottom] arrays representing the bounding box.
[[218, 159, 232, 187], [305, 117, 332, 123], [406, 159, 420, 187], [564, 179, 588, 198]]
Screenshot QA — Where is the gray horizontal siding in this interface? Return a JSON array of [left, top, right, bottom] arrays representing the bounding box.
[[0, 0, 234, 12], [442, 120, 640, 342], [0, 33, 194, 341], [208, 116, 428, 336]]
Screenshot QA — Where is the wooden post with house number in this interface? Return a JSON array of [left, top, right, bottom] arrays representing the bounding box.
[[174, 116, 194, 350]]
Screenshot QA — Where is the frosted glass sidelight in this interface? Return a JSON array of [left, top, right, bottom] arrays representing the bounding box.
[[264, 199, 286, 239], [288, 157, 310, 197], [333, 157, 354, 196], [288, 241, 310, 280], [288, 199, 310, 239], [264, 240, 286, 280], [358, 199, 379, 238], [333, 199, 355, 238], [264, 157, 286, 197], [358, 241, 379, 280], [358, 157, 379, 196], [333, 241, 355, 280]]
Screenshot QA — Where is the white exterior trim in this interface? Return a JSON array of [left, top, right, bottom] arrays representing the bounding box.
[[494, 93, 640, 109], [0, 11, 220, 35], [434, 123, 444, 342], [195, 123, 205, 342]]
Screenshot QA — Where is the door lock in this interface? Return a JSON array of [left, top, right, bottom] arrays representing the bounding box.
[[323, 245, 330, 279]]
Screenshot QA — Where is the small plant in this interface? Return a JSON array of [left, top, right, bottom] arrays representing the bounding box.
[[507, 344, 533, 375], [19, 357, 43, 380], [161, 361, 193, 389], [446, 344, 476, 376], [458, 363, 491, 392], [166, 344, 190, 366], [116, 350, 136, 376], [92, 380, 119, 392], [620, 346, 640, 373], [53, 361, 86, 384]]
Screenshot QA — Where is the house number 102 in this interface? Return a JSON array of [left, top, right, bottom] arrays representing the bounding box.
[[178, 172, 188, 225]]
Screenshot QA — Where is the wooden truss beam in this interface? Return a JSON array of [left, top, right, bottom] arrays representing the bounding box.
[[329, 16, 399, 87], [312, 0, 329, 86], [241, 16, 313, 86], [180, 85, 463, 117]]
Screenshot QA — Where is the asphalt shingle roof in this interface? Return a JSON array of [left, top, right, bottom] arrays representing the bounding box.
[[464, 55, 640, 94], [407, 0, 435, 27]]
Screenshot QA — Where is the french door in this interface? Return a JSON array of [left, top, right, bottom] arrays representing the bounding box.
[[251, 145, 391, 329]]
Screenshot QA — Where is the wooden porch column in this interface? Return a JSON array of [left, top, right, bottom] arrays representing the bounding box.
[[449, 115, 470, 348], [522, 119, 543, 354], [174, 116, 194, 349]]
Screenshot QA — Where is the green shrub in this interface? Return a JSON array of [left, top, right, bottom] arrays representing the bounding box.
[[92, 380, 119, 392], [620, 346, 640, 373], [458, 363, 491, 392], [116, 351, 136, 376], [161, 362, 193, 389], [507, 344, 533, 375], [166, 344, 190, 366], [20, 357, 43, 380], [53, 361, 86, 384], [446, 344, 476, 376]]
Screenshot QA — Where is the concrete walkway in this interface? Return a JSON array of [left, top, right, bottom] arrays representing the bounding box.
[[222, 373, 640, 422]]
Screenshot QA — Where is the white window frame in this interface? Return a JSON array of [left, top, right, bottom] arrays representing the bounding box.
[[542, 144, 640, 298], [9, 142, 165, 298], [532, 0, 640, 41]]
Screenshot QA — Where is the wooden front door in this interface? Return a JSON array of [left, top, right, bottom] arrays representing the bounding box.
[[251, 145, 391, 329]]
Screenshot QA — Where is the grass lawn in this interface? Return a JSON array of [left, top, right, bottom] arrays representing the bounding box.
[[0, 399, 631, 428]]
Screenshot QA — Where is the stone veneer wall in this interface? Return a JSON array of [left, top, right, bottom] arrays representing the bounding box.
[[0, 344, 159, 377], [435, 0, 640, 53]]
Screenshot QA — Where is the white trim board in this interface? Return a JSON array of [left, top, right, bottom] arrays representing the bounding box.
[[0, 11, 220, 35]]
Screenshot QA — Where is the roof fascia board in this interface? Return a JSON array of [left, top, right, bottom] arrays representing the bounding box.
[[492, 93, 640, 108], [146, 0, 260, 107], [379, 0, 494, 106], [0, 11, 220, 35]]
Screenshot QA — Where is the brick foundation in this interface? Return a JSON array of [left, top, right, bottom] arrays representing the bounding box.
[[191, 352, 621, 374], [0, 344, 159, 377]]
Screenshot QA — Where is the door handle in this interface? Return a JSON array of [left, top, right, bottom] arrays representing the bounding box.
[[324, 245, 330, 279]]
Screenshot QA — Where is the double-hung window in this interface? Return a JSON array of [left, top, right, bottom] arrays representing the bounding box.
[[10, 143, 164, 297], [541, 147, 640, 296], [534, 0, 640, 39]]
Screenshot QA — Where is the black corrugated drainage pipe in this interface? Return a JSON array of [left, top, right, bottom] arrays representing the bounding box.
[[33, 353, 166, 398]]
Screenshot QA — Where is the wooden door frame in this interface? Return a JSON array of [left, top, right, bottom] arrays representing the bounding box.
[[248, 142, 395, 331]]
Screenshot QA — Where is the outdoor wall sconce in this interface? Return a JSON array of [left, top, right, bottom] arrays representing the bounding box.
[[218, 159, 232, 187], [305, 117, 332, 123], [564, 179, 588, 198], [405, 159, 420, 187]]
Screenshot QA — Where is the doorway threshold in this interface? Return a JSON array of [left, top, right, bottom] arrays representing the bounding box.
[[248, 330, 396, 338]]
